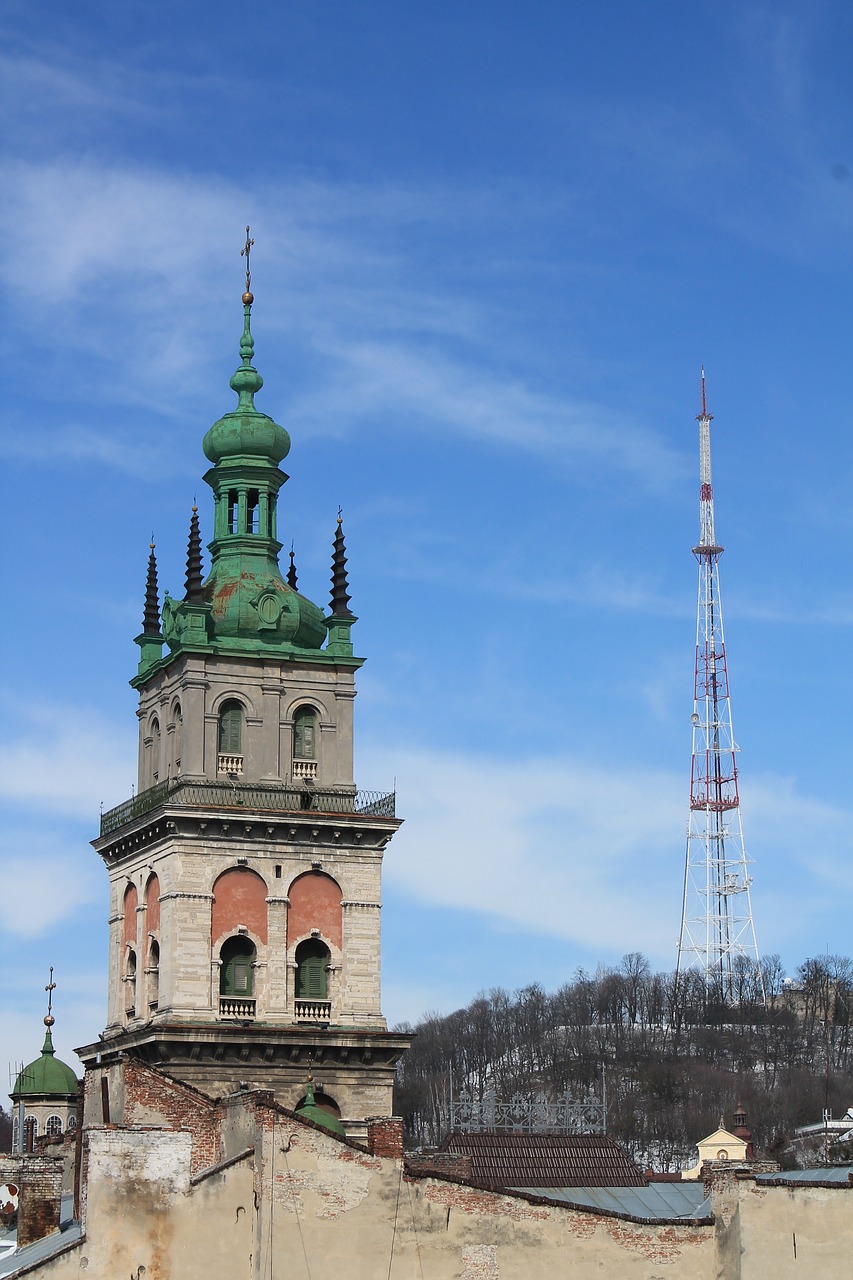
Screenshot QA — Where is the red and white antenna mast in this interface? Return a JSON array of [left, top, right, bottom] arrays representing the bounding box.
[[676, 371, 764, 1002]]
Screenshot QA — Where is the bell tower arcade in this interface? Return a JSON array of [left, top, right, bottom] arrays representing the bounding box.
[[77, 247, 409, 1137]]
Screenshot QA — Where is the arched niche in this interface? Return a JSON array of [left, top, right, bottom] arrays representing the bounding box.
[[288, 871, 342, 950], [212, 867, 268, 946]]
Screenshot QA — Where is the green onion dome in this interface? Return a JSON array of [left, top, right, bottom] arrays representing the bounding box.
[[202, 302, 291, 466], [12, 1029, 78, 1099]]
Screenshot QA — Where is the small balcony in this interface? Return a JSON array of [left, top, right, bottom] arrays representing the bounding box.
[[219, 996, 256, 1019], [218, 753, 244, 776], [295, 999, 331, 1023], [292, 759, 318, 782]]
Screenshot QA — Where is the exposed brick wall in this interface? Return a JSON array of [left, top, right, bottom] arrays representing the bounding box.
[[122, 1060, 218, 1176], [0, 1155, 63, 1248], [366, 1117, 404, 1159], [406, 1151, 473, 1180]]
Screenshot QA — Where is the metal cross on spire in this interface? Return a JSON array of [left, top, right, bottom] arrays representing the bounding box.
[[241, 226, 255, 300], [45, 966, 56, 1027]]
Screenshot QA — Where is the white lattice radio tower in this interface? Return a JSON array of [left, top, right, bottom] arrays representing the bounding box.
[[676, 372, 764, 1002]]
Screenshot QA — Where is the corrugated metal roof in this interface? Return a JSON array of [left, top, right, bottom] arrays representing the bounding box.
[[515, 1183, 712, 1223], [756, 1166, 853, 1186], [0, 1195, 80, 1278], [436, 1131, 645, 1188]]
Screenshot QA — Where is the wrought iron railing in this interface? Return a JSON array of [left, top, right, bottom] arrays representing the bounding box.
[[100, 779, 396, 836], [449, 1088, 606, 1134]]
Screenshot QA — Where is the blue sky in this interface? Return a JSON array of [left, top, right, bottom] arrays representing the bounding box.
[[0, 1, 851, 1081]]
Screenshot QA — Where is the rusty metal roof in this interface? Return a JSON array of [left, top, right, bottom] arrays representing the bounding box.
[[436, 1131, 645, 1189]]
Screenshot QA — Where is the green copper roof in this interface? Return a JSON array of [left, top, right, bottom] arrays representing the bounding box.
[[202, 302, 291, 467], [11, 1028, 78, 1100], [133, 276, 362, 685], [295, 1082, 347, 1139]]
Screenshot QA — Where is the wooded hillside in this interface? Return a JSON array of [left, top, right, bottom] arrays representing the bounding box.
[[394, 953, 853, 1169]]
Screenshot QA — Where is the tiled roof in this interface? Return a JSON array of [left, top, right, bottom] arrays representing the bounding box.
[[435, 1131, 645, 1189]]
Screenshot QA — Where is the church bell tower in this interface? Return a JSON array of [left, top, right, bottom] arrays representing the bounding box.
[[77, 237, 409, 1137]]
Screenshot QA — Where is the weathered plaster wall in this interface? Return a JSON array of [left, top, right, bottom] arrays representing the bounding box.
[[27, 1088, 716, 1280], [717, 1170, 853, 1280], [22, 1071, 853, 1280]]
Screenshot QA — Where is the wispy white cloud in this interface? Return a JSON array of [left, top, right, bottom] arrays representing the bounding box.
[[0, 158, 684, 488], [0, 832, 102, 939], [363, 742, 853, 968], [0, 695, 136, 819]]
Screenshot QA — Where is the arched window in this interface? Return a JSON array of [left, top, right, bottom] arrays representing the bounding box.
[[293, 706, 318, 760], [227, 489, 239, 534], [219, 936, 257, 1017], [172, 702, 182, 775], [293, 705, 318, 782], [151, 717, 161, 784], [295, 938, 330, 1002], [45, 1115, 62, 1137], [218, 700, 244, 774], [125, 948, 137, 1017], [147, 939, 160, 1012]]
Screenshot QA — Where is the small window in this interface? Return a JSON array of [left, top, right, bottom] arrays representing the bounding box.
[[295, 938, 330, 1000], [125, 948, 137, 1015], [228, 490, 239, 534], [45, 1115, 62, 1137], [293, 706, 318, 760], [151, 717, 160, 783], [148, 939, 160, 1010], [218, 700, 243, 756], [220, 936, 256, 997], [275, 864, 282, 879]]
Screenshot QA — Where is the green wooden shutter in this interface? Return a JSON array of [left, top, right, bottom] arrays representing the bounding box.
[[221, 939, 255, 996], [296, 941, 329, 999], [293, 709, 317, 759], [219, 703, 243, 754]]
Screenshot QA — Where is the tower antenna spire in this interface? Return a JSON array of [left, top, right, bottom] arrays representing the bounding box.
[[676, 372, 764, 1005]]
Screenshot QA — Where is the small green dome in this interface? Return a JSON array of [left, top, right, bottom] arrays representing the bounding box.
[[295, 1083, 347, 1139], [202, 407, 290, 466], [12, 1030, 78, 1099]]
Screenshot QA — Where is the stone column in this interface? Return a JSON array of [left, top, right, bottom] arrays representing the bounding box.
[[334, 688, 356, 787], [340, 901, 383, 1023], [265, 895, 290, 1018], [180, 676, 208, 779], [259, 676, 282, 782], [158, 891, 215, 1015]]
